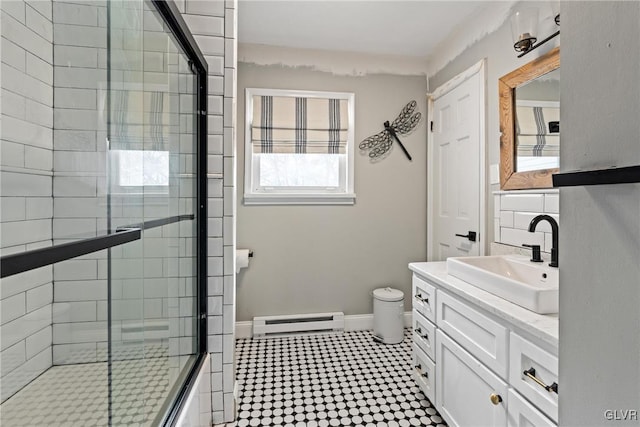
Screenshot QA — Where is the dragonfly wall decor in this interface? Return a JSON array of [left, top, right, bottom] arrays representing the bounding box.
[[359, 100, 422, 161]]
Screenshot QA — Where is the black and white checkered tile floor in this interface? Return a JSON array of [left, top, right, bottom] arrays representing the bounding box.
[[226, 329, 447, 427]]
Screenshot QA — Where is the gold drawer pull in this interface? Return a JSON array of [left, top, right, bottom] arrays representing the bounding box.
[[490, 393, 502, 405], [523, 367, 558, 394]]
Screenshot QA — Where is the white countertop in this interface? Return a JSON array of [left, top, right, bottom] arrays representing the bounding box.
[[409, 261, 559, 350]]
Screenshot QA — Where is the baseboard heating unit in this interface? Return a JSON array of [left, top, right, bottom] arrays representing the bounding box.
[[252, 312, 345, 338]]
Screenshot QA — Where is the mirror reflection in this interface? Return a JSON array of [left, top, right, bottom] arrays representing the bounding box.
[[515, 68, 560, 172]]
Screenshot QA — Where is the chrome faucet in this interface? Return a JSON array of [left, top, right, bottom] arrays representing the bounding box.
[[528, 215, 559, 267]]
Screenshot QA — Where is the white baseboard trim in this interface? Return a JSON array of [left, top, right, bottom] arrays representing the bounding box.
[[235, 312, 412, 339], [235, 321, 253, 339], [344, 312, 413, 331]]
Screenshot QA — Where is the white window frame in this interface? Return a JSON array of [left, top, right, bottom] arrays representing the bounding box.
[[244, 88, 356, 205]]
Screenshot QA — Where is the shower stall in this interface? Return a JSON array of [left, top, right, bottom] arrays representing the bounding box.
[[0, 0, 208, 425]]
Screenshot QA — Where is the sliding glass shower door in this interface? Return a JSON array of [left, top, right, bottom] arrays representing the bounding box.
[[108, 1, 204, 424], [0, 0, 205, 425]]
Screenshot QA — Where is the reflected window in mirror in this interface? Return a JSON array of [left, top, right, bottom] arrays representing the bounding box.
[[515, 68, 560, 172], [499, 47, 559, 190]]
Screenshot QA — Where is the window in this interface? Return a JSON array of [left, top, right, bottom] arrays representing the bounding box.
[[114, 149, 170, 187], [244, 88, 355, 205], [110, 149, 171, 195], [515, 100, 559, 172]]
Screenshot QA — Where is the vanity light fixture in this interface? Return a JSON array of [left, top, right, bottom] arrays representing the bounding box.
[[511, 7, 560, 58]]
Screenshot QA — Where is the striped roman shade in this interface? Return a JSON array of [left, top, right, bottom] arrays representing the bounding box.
[[515, 105, 560, 157], [251, 95, 348, 154]]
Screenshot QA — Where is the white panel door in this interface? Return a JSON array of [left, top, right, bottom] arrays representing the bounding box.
[[431, 68, 483, 260]]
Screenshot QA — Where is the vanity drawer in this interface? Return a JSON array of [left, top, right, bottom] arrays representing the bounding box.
[[413, 274, 436, 323], [412, 342, 436, 402], [412, 310, 436, 361], [509, 333, 558, 422], [507, 389, 556, 427], [437, 291, 508, 378]]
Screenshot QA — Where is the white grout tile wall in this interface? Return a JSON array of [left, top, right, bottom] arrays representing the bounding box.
[[1, 0, 236, 420], [177, 354, 213, 427], [0, 0, 55, 403], [493, 190, 560, 253], [180, 0, 237, 423], [50, 0, 109, 364], [48, 2, 202, 393], [222, 2, 237, 423], [110, 2, 202, 400]]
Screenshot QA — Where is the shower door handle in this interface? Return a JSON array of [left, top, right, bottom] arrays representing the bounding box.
[[0, 228, 141, 279]]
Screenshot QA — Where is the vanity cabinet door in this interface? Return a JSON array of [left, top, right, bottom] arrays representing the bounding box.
[[507, 389, 556, 427], [436, 330, 508, 427]]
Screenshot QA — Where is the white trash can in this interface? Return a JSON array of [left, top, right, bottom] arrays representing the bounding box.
[[372, 287, 405, 344]]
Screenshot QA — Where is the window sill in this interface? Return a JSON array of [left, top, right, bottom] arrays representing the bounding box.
[[243, 193, 356, 206]]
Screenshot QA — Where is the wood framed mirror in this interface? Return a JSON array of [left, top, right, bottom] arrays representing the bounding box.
[[499, 47, 560, 190]]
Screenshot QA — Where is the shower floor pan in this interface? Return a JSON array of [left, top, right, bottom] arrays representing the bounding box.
[[0, 346, 173, 426]]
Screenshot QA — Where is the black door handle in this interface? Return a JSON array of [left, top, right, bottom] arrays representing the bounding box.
[[455, 231, 477, 242]]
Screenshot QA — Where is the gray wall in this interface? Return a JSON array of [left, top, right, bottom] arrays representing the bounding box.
[[517, 74, 560, 102], [236, 63, 427, 321], [559, 2, 640, 425], [428, 2, 559, 253], [0, 0, 54, 403]]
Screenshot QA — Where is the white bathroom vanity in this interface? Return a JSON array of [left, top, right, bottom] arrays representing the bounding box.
[[409, 260, 559, 427]]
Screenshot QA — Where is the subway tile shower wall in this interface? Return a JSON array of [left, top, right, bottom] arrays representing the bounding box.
[[493, 190, 559, 253], [50, 0, 205, 386], [0, 0, 55, 403], [1, 0, 236, 423], [178, 0, 237, 424], [50, 0, 108, 367]]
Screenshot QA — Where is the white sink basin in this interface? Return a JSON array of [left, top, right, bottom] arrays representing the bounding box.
[[446, 255, 559, 314]]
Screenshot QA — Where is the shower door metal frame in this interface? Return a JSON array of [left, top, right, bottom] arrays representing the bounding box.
[[1, 1, 209, 424], [140, 1, 209, 425]]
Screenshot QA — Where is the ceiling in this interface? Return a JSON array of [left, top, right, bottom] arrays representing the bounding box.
[[237, 1, 500, 58]]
